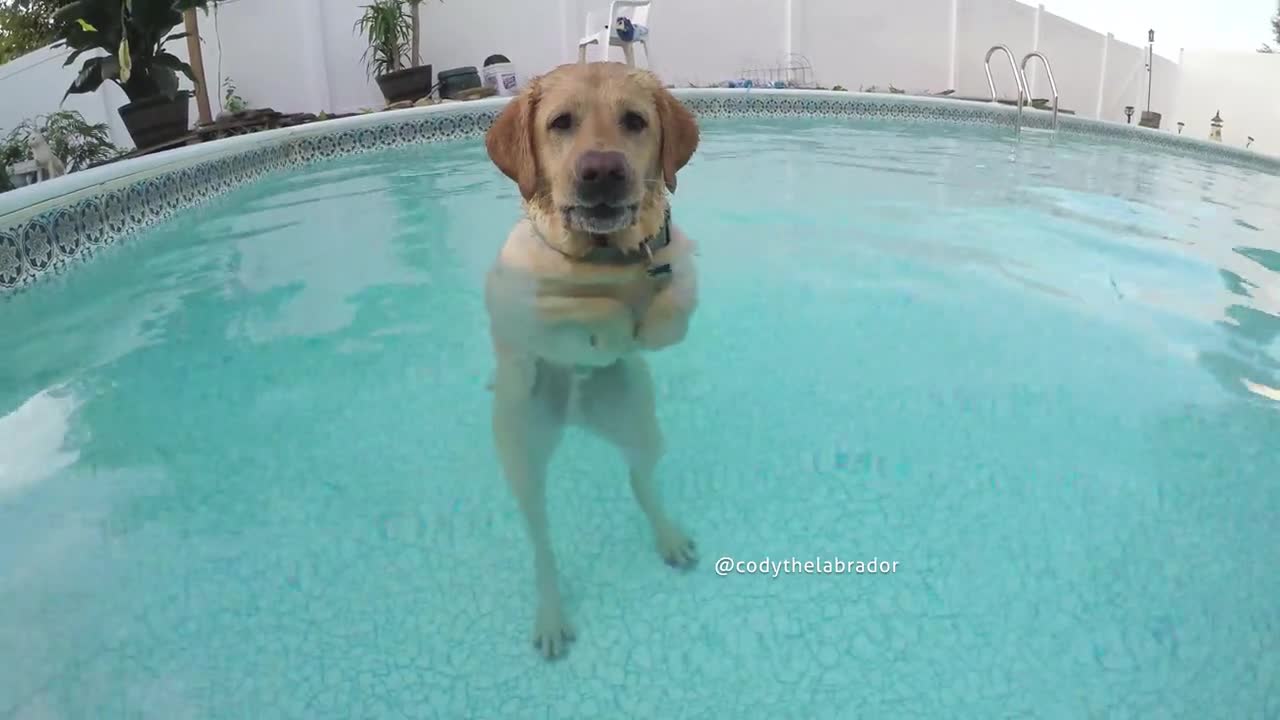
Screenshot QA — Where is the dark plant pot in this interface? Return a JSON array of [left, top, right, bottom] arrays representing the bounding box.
[[438, 66, 481, 100], [375, 64, 434, 103], [119, 94, 191, 149]]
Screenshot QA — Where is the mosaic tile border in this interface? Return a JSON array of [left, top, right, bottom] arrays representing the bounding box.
[[2, 89, 1277, 296]]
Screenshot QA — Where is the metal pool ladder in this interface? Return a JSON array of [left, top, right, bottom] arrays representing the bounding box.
[[984, 45, 1027, 134], [984, 46, 1061, 133], [1019, 51, 1060, 131]]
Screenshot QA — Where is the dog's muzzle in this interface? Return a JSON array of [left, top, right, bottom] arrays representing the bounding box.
[[566, 150, 637, 233], [574, 150, 632, 205]]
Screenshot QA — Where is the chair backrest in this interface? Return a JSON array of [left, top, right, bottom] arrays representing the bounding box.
[[630, 1, 650, 26], [610, 1, 651, 27], [585, 0, 651, 36]]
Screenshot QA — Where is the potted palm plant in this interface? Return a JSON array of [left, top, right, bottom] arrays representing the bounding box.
[[53, 0, 211, 149], [356, 0, 439, 104]]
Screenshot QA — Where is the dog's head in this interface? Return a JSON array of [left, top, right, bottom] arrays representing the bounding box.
[[485, 62, 699, 236]]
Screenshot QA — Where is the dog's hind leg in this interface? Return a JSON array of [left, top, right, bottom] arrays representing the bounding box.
[[578, 357, 697, 569], [492, 359, 573, 659]]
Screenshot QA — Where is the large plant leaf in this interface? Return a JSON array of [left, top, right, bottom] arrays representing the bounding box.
[[117, 37, 132, 82], [54, 0, 122, 52], [70, 57, 106, 93], [153, 51, 195, 83], [52, 1, 91, 25], [117, 0, 182, 52], [62, 46, 90, 67], [127, 0, 186, 38], [62, 55, 120, 101], [152, 65, 179, 98]]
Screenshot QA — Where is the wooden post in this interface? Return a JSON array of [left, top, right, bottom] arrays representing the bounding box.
[[184, 9, 213, 125]]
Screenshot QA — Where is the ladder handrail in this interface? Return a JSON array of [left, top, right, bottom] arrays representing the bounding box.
[[1020, 51, 1060, 131], [984, 44, 1026, 133]]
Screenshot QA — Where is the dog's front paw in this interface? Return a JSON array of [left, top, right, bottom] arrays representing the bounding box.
[[532, 603, 575, 660], [636, 314, 689, 351], [656, 523, 698, 569]]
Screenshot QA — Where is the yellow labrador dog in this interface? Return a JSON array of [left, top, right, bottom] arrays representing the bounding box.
[[483, 62, 700, 659]]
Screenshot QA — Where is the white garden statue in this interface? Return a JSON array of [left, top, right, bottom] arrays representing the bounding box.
[[28, 131, 67, 180]]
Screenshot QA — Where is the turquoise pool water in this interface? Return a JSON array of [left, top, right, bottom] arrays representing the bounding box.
[[2, 116, 1279, 718]]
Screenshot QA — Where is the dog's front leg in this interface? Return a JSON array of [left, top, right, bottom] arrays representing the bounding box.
[[636, 265, 697, 351]]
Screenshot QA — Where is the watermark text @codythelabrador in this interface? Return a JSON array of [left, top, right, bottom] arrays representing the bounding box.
[[714, 556, 900, 578]]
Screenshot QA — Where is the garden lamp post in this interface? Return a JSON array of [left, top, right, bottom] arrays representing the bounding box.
[[1136, 30, 1162, 128], [1145, 29, 1154, 113]]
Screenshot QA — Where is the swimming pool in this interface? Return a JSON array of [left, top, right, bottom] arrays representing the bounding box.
[[2, 90, 1279, 718]]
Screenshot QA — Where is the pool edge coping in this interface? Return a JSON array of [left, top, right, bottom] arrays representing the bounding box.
[[0, 97, 513, 224], [3, 88, 1278, 296]]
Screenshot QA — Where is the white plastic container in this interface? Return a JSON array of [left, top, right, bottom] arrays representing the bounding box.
[[482, 62, 520, 96]]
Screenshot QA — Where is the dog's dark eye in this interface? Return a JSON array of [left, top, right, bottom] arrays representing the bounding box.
[[621, 111, 648, 132], [549, 113, 573, 131]]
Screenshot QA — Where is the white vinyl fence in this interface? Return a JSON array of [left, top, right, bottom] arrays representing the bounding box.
[[0, 0, 1273, 155]]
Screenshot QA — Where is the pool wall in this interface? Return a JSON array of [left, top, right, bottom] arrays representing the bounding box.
[[2, 89, 1278, 297]]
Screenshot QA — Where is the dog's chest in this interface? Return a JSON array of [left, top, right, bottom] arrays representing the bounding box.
[[545, 270, 667, 316]]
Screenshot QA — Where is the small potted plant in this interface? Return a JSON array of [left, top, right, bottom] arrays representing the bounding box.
[[221, 75, 248, 115], [53, 0, 212, 149], [355, 0, 439, 104]]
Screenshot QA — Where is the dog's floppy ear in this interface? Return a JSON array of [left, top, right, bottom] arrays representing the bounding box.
[[485, 80, 540, 200], [654, 87, 699, 193]]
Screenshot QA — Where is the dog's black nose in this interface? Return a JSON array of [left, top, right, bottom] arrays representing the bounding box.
[[575, 150, 630, 204]]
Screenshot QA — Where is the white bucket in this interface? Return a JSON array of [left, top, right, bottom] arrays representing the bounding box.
[[482, 63, 520, 96]]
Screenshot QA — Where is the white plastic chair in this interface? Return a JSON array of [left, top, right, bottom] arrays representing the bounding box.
[[577, 0, 652, 67]]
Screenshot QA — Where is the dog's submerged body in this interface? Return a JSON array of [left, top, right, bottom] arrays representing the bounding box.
[[483, 62, 701, 659]]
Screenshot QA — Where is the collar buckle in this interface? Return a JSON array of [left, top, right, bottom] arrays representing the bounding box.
[[642, 240, 672, 277]]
